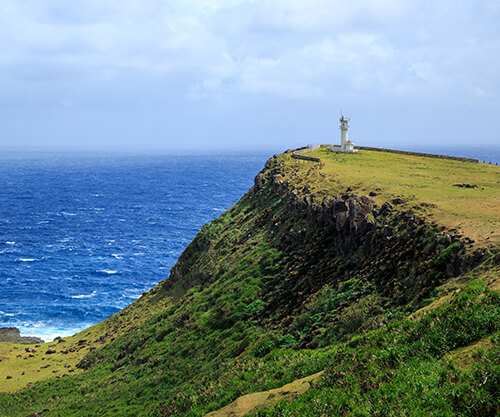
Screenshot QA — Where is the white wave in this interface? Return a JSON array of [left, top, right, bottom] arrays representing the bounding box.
[[96, 269, 119, 275], [71, 291, 98, 299], [18, 258, 36, 262], [111, 253, 124, 259], [122, 292, 143, 300], [62, 212, 77, 216], [17, 325, 90, 342], [5, 241, 15, 245]]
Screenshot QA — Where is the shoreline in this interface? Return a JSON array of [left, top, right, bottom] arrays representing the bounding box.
[[0, 328, 44, 344]]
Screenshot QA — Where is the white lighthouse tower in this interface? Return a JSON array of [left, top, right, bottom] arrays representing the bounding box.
[[332, 115, 357, 153]]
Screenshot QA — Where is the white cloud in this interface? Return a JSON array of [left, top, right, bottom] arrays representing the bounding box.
[[0, 0, 498, 101]]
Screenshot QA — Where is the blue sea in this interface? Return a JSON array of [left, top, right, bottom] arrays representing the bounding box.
[[0, 146, 498, 342], [0, 152, 269, 341]]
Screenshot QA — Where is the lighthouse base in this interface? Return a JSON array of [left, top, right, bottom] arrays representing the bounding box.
[[331, 144, 357, 154]]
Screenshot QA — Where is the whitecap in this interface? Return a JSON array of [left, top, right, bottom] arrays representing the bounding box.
[[62, 212, 77, 216], [71, 291, 98, 299], [96, 269, 119, 275], [111, 254, 123, 259], [18, 258, 36, 262], [5, 241, 15, 245], [122, 292, 143, 300]]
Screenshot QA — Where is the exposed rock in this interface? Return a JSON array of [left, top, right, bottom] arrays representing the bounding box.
[[254, 172, 266, 190], [45, 348, 56, 355], [453, 183, 479, 189], [264, 157, 275, 169], [380, 202, 393, 214], [0, 328, 44, 344], [26, 410, 50, 417]]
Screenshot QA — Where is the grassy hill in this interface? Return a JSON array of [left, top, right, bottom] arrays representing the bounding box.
[[287, 147, 499, 247], [0, 148, 498, 416]]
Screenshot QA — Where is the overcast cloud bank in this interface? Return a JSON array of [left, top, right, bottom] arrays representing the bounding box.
[[0, 0, 498, 151]]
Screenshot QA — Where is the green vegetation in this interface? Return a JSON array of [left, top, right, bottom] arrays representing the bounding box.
[[435, 242, 461, 266], [254, 277, 500, 417], [283, 148, 500, 247], [0, 150, 498, 416]]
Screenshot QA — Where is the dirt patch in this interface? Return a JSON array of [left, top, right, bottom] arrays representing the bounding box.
[[205, 371, 324, 417]]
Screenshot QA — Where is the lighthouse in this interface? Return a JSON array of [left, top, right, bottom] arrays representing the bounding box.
[[332, 115, 357, 153]]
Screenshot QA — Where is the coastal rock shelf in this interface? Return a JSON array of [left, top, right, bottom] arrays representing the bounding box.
[[0, 328, 43, 345]]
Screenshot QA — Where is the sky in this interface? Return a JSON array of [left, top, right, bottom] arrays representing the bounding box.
[[0, 0, 499, 152]]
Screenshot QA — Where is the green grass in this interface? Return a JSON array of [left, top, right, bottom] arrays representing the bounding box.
[[253, 278, 500, 417], [280, 148, 500, 247]]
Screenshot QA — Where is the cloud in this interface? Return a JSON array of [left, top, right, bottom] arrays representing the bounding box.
[[0, 0, 498, 149], [0, 0, 498, 100]]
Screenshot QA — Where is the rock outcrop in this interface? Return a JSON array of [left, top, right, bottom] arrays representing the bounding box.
[[0, 328, 44, 344], [249, 156, 482, 328]]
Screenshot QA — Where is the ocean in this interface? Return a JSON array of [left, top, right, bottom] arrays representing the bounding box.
[[0, 146, 498, 342], [0, 152, 269, 341]]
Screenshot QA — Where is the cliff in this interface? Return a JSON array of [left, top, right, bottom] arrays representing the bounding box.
[[0, 148, 498, 417]]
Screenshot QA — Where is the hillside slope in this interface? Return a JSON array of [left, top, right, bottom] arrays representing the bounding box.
[[0, 149, 498, 417]]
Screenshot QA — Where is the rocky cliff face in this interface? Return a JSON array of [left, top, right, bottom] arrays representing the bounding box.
[[249, 156, 485, 345]]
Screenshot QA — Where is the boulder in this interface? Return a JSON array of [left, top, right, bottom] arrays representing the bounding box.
[[254, 172, 266, 190]]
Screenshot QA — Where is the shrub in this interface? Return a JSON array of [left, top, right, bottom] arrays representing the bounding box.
[[434, 242, 460, 266]]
